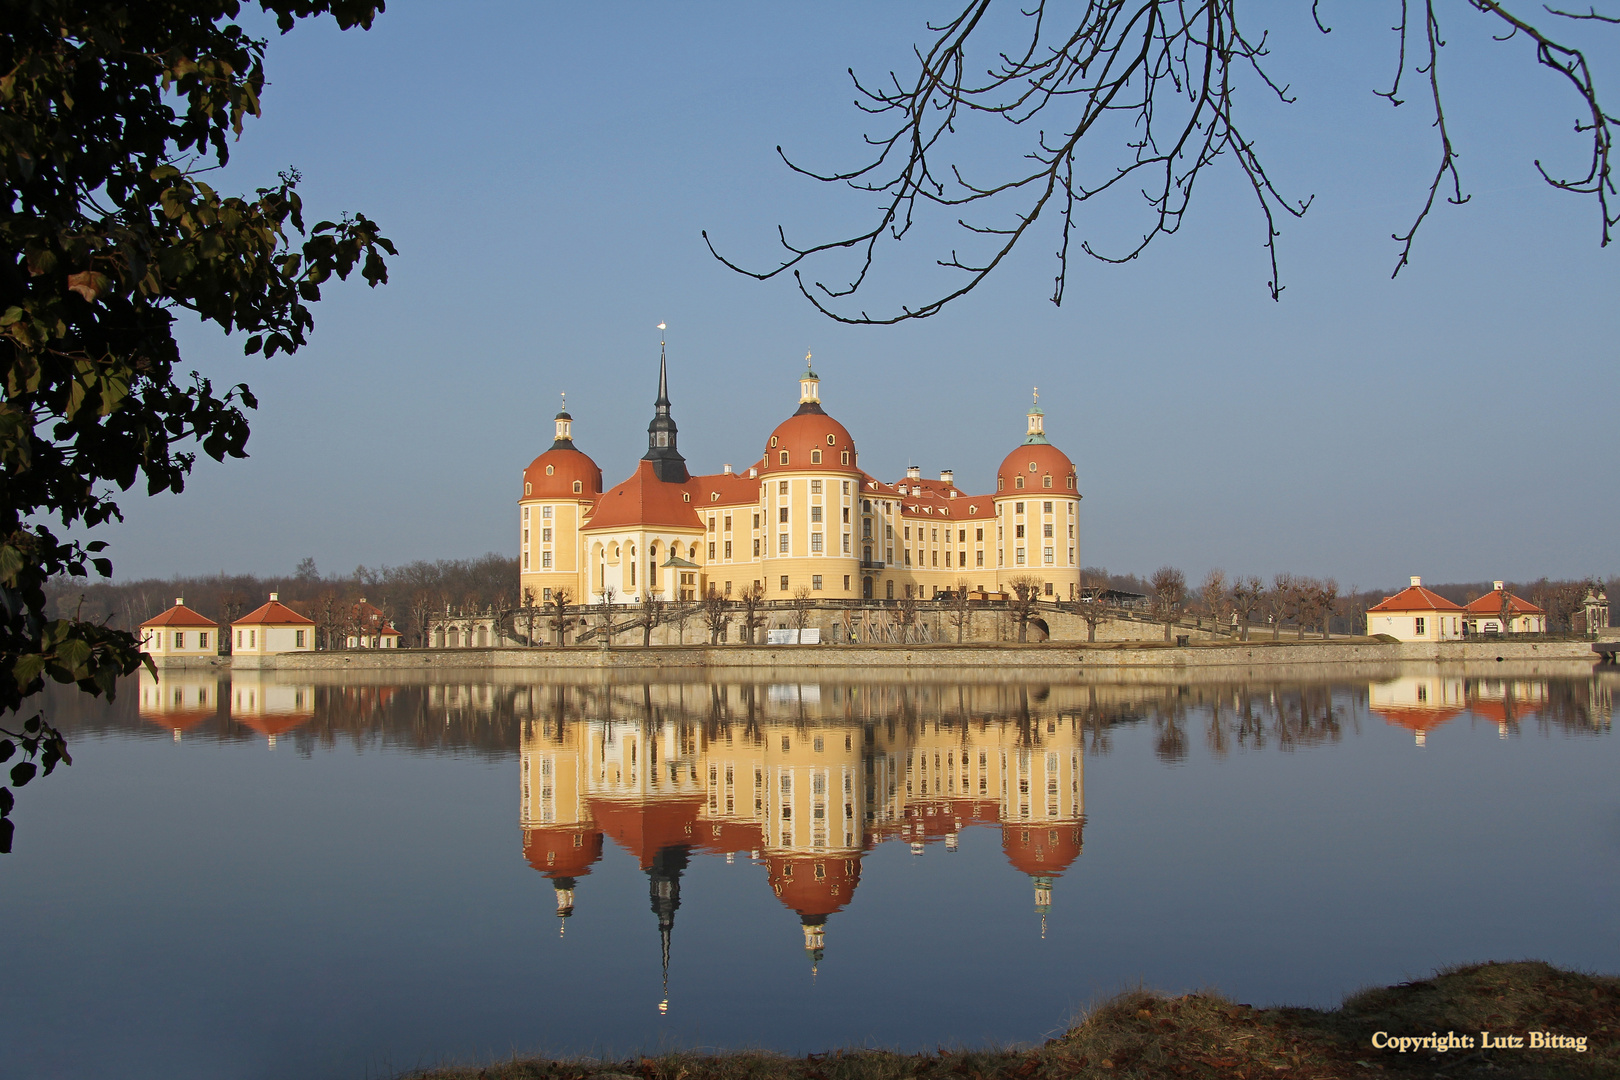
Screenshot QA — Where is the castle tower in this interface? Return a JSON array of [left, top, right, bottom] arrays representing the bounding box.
[[992, 389, 1082, 599], [643, 341, 689, 483]]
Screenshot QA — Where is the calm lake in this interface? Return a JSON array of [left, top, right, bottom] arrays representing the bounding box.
[[2, 662, 1616, 1080]]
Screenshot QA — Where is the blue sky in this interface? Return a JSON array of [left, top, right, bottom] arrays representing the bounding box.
[[98, 2, 1618, 589]]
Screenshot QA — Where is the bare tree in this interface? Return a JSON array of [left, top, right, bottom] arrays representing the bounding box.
[[1150, 566, 1186, 643], [711, 2, 1620, 323], [638, 588, 667, 648], [896, 592, 919, 643], [1230, 576, 1263, 642], [947, 578, 974, 642], [549, 588, 573, 647], [672, 599, 693, 645], [1264, 573, 1296, 641], [1200, 569, 1229, 634], [314, 590, 345, 651], [738, 581, 767, 644], [1008, 575, 1044, 643], [1316, 579, 1340, 639], [702, 587, 731, 645], [1073, 590, 1110, 643], [487, 594, 514, 648], [790, 586, 814, 641], [518, 587, 541, 646]]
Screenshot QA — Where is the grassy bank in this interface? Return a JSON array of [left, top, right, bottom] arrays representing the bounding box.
[[414, 962, 1616, 1080]]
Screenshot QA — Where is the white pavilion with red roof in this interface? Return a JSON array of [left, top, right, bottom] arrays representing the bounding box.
[[1365, 576, 1466, 642], [138, 598, 219, 659]]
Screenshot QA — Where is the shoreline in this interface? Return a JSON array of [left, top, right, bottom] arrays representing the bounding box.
[[409, 961, 1616, 1080], [153, 637, 1604, 674]]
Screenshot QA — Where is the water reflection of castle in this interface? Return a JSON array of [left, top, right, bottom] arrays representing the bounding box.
[[518, 685, 1086, 998]]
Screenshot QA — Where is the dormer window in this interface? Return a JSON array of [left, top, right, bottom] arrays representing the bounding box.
[[545, 465, 554, 475], [780, 451, 789, 465], [525, 482, 533, 495], [771, 436, 778, 447], [1028, 461, 1038, 472], [683, 492, 691, 502], [841, 451, 850, 465], [572, 481, 582, 493], [811, 450, 821, 464], [1015, 475, 1024, 489], [826, 434, 835, 445], [1043, 475, 1052, 488]]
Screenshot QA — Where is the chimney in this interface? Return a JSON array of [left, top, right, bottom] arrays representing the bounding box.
[[1493, 580, 1504, 591], [269, 591, 279, 602], [906, 465, 921, 481], [723, 464, 733, 474], [1409, 577, 1421, 588], [939, 469, 954, 484], [749, 467, 757, 478], [175, 597, 184, 607]]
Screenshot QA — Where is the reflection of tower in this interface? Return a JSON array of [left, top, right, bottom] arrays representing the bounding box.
[[767, 854, 861, 976], [648, 844, 690, 1014], [1033, 875, 1053, 938], [522, 826, 604, 937]]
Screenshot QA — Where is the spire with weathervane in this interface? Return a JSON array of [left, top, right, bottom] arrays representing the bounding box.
[[796, 350, 825, 416], [1024, 386, 1049, 445], [643, 323, 689, 483], [552, 392, 574, 449]]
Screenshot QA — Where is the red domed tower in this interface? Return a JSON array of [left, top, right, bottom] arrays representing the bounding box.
[[1001, 820, 1085, 937], [765, 852, 863, 974], [992, 391, 1082, 600], [522, 825, 605, 935], [518, 398, 604, 614]]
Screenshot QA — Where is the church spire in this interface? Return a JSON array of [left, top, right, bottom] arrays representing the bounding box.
[[1023, 387, 1049, 445], [643, 326, 689, 482]]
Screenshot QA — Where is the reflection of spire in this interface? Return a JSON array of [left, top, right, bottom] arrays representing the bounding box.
[[1033, 875, 1053, 939], [648, 844, 690, 1014], [802, 915, 826, 977], [554, 876, 576, 937]]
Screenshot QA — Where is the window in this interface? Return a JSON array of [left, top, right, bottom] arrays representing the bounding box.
[[886, 580, 895, 599], [1067, 476, 1076, 489], [542, 551, 553, 568], [236, 630, 242, 647], [523, 552, 529, 569], [1015, 524, 1025, 538], [903, 526, 911, 540], [1015, 475, 1024, 489], [523, 507, 529, 521], [172, 632, 184, 649], [779, 481, 788, 496], [1044, 501, 1053, 513], [754, 538, 761, 557], [780, 451, 789, 465], [295, 629, 306, 648], [543, 588, 552, 602], [779, 534, 789, 552], [708, 542, 716, 560], [541, 528, 551, 542], [780, 575, 789, 591], [708, 516, 715, 532], [724, 515, 732, 531], [840, 450, 850, 465], [842, 534, 850, 553], [811, 505, 822, 522], [1043, 523, 1053, 537], [811, 533, 824, 552], [724, 540, 732, 559], [810, 479, 822, 494], [811, 450, 821, 464], [976, 528, 983, 541], [841, 481, 850, 494], [1043, 475, 1052, 488], [1016, 548, 1026, 565], [753, 513, 760, 529], [779, 506, 789, 523], [862, 499, 871, 512], [904, 549, 912, 566], [976, 550, 984, 566], [199, 633, 209, 650], [1044, 547, 1055, 564], [542, 506, 552, 518], [1415, 617, 1426, 635], [572, 480, 582, 493], [958, 529, 965, 542], [1015, 502, 1024, 514], [930, 528, 937, 542], [249, 630, 256, 648], [862, 520, 871, 539], [843, 575, 850, 589], [931, 551, 937, 566], [812, 574, 823, 590]]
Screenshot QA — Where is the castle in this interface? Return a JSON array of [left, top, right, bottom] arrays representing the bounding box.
[[518, 347, 1083, 607]]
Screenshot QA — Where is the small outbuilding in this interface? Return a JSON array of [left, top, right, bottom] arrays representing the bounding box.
[[231, 593, 316, 655], [1463, 581, 1546, 635], [139, 598, 219, 658], [1366, 576, 1465, 642]]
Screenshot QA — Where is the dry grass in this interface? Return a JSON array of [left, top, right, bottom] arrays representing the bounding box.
[[413, 962, 1617, 1080]]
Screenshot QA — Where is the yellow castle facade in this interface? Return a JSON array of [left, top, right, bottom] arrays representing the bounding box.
[[518, 349, 1084, 608]]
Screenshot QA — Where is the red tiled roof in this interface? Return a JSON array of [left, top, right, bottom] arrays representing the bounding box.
[[523, 445, 604, 501], [1367, 585, 1465, 613], [140, 603, 218, 629], [689, 468, 762, 508], [760, 411, 861, 477], [1372, 706, 1464, 733], [1462, 590, 1544, 616], [997, 442, 1078, 495], [766, 852, 863, 918], [587, 795, 704, 869], [583, 460, 704, 532], [233, 599, 316, 626], [522, 826, 605, 879], [1001, 820, 1084, 878]]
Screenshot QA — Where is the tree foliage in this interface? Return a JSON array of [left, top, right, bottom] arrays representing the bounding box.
[[1, 0, 394, 850], [710, 1, 1618, 323]]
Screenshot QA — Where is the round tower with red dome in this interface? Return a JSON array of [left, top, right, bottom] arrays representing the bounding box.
[[992, 391, 1082, 600], [518, 399, 604, 619]]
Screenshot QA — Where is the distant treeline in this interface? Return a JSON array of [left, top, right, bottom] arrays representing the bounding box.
[[46, 559, 1613, 648], [45, 554, 520, 648]]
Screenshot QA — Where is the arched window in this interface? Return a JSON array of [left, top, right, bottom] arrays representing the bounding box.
[[779, 451, 789, 465], [1015, 476, 1024, 489], [840, 451, 849, 465], [811, 450, 821, 464], [546, 465, 554, 475], [1043, 475, 1052, 488], [572, 480, 582, 493]]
